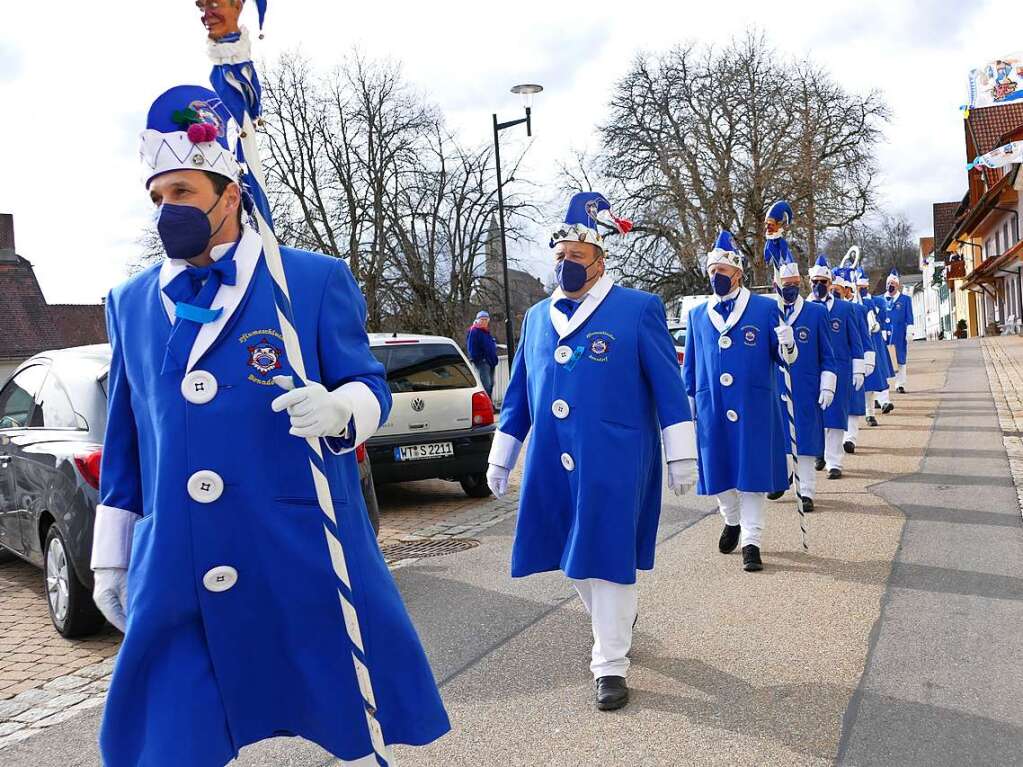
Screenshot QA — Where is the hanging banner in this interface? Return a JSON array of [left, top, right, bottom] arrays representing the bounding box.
[[967, 52, 1023, 109], [968, 141, 1023, 170]]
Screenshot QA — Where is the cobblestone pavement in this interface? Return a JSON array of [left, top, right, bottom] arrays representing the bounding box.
[[0, 473, 522, 750], [982, 335, 1023, 517]]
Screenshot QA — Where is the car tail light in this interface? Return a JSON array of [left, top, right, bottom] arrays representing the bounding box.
[[677, 350, 685, 364], [355, 443, 367, 463], [472, 391, 494, 427], [74, 448, 102, 490]]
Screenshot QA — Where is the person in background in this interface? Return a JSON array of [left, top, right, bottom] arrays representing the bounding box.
[[467, 310, 499, 398], [882, 267, 915, 393]]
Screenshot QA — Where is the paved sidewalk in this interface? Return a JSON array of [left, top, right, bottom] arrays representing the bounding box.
[[981, 335, 1023, 517]]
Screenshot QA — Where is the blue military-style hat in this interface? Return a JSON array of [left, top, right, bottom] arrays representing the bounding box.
[[808, 253, 832, 280], [886, 266, 901, 286], [139, 85, 241, 187], [550, 192, 633, 253], [773, 242, 800, 284]]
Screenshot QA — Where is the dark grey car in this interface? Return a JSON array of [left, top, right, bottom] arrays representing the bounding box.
[[0, 345, 381, 639]]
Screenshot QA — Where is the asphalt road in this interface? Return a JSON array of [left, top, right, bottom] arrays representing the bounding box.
[[5, 340, 1021, 766]]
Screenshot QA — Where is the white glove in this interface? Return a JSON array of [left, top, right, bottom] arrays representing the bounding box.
[[853, 372, 864, 391], [774, 324, 795, 348], [818, 387, 834, 410], [882, 331, 890, 343], [667, 459, 698, 497], [271, 377, 352, 439], [93, 567, 128, 632], [865, 359, 875, 377], [487, 464, 510, 498]]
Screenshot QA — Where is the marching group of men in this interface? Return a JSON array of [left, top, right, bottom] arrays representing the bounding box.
[[487, 194, 916, 712], [90, 59, 917, 761]]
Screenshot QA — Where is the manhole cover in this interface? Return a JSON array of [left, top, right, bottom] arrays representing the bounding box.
[[381, 538, 480, 562]]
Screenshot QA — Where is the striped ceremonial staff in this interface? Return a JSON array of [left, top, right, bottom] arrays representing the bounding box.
[[775, 284, 809, 551], [198, 3, 395, 764]]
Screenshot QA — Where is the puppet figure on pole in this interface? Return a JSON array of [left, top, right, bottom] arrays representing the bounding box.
[[88, 3, 450, 765]]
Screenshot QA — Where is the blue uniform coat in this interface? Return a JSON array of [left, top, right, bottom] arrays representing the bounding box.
[[882, 292, 914, 365], [776, 297, 837, 457], [848, 300, 872, 417], [864, 295, 895, 384], [98, 228, 449, 767], [812, 296, 865, 430], [492, 277, 695, 586], [683, 289, 790, 496]]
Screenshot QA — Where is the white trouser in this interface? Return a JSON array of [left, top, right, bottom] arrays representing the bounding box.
[[893, 364, 907, 388], [825, 428, 846, 471], [845, 417, 860, 445], [715, 490, 765, 548], [877, 388, 891, 406], [572, 578, 637, 679], [866, 392, 877, 417], [796, 455, 817, 499]]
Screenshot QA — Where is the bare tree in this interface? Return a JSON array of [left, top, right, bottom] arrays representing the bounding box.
[[564, 30, 888, 299]]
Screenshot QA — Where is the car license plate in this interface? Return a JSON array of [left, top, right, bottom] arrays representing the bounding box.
[[394, 442, 454, 461]]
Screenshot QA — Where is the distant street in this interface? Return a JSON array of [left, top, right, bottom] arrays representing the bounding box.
[[2, 338, 1023, 766]]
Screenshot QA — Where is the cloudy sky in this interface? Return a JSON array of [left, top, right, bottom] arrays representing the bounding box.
[[0, 0, 1015, 303]]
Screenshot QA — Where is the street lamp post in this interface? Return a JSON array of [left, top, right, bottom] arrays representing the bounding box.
[[493, 83, 542, 360]]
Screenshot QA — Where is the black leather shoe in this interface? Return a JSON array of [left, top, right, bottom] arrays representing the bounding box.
[[801, 497, 815, 513], [815, 457, 826, 471], [742, 545, 763, 572], [767, 491, 784, 501], [719, 524, 741, 554], [873, 399, 882, 409], [596, 676, 629, 711], [882, 402, 895, 414], [866, 416, 879, 427], [828, 468, 842, 480], [843, 441, 856, 454], [896, 386, 906, 394]]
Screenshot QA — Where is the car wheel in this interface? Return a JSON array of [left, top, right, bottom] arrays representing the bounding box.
[[44, 525, 105, 638], [460, 472, 493, 498]]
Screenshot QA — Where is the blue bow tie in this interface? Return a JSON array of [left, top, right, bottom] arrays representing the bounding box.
[[714, 299, 735, 320], [555, 298, 580, 320], [161, 244, 240, 374]]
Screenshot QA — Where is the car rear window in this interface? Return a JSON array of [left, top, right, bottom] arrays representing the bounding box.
[[371, 343, 476, 393], [670, 328, 686, 345]]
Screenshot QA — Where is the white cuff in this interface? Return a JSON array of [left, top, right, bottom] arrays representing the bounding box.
[[779, 343, 798, 364], [853, 358, 865, 375], [91, 505, 139, 570], [489, 430, 523, 470], [820, 370, 837, 394], [662, 420, 697, 462], [864, 351, 876, 368], [331, 381, 382, 456]]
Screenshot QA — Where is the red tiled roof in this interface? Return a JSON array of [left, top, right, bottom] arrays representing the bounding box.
[[933, 201, 962, 253], [965, 103, 1023, 159], [0, 257, 107, 359]]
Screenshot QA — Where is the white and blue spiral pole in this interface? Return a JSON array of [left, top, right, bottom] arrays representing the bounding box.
[[206, 24, 396, 767], [766, 232, 808, 551]]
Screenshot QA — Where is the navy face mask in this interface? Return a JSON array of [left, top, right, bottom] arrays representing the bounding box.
[[811, 281, 830, 300], [156, 191, 227, 261], [555, 255, 598, 293], [710, 271, 734, 297], [779, 284, 800, 304]]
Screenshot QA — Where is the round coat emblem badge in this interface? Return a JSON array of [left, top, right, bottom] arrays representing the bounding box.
[[831, 318, 842, 333], [247, 340, 283, 376], [797, 327, 810, 343], [742, 325, 759, 346]]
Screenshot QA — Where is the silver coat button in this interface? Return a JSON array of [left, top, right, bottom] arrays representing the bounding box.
[[726, 409, 739, 423], [720, 373, 734, 387], [181, 370, 218, 404], [203, 566, 238, 593], [552, 400, 570, 419], [554, 346, 574, 364], [719, 336, 732, 349], [188, 470, 224, 503], [561, 453, 576, 471]]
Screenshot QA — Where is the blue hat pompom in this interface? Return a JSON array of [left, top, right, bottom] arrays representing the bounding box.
[[255, 0, 268, 30]]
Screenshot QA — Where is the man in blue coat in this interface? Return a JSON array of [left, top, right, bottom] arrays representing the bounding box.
[[683, 231, 797, 572], [768, 252, 837, 513], [807, 256, 865, 480], [486, 192, 697, 712], [90, 85, 449, 767], [883, 267, 915, 393], [834, 268, 875, 455], [466, 310, 499, 397], [857, 268, 895, 425]]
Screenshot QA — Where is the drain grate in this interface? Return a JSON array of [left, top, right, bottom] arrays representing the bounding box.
[[381, 538, 480, 562]]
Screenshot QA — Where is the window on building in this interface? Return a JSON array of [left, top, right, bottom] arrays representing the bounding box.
[[986, 237, 994, 258], [1003, 223, 1010, 253]]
